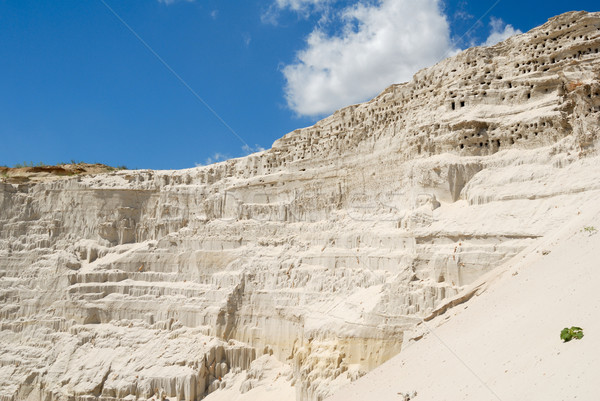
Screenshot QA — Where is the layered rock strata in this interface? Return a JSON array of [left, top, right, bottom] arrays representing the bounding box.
[[1, 11, 600, 401]]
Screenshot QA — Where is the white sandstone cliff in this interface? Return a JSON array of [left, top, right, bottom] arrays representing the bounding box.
[[1, 10, 600, 401]]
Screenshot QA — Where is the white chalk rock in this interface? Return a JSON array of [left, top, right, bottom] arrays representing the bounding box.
[[1, 10, 600, 401]]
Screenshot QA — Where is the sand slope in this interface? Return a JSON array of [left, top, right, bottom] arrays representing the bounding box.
[[328, 195, 600, 400]]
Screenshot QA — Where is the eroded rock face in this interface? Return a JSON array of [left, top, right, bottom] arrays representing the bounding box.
[[1, 11, 600, 401]]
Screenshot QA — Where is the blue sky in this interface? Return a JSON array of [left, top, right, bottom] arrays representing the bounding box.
[[0, 0, 597, 170]]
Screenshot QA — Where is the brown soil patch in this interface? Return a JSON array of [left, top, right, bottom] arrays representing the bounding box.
[[0, 163, 124, 184]]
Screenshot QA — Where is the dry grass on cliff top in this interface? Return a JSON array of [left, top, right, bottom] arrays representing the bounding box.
[[0, 163, 125, 184]]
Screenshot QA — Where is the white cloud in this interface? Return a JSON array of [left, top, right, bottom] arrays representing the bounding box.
[[262, 0, 332, 25], [242, 144, 266, 154], [275, 0, 331, 12], [281, 0, 455, 117], [242, 33, 252, 47], [260, 7, 280, 25], [210, 10, 219, 19], [196, 152, 229, 166], [482, 17, 521, 47], [195, 145, 265, 167], [157, 0, 194, 5]]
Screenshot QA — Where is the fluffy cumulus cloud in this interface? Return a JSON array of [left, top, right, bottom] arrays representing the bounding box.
[[281, 0, 455, 117], [482, 17, 522, 47]]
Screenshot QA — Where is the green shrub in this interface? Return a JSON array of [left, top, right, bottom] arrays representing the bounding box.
[[561, 326, 584, 342]]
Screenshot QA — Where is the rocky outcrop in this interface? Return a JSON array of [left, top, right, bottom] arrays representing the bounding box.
[[1, 11, 600, 401]]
